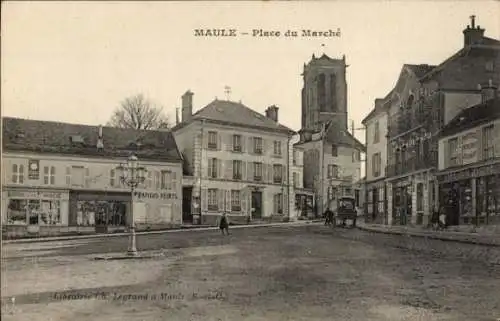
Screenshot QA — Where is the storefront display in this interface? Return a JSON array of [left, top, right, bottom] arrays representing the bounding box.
[[76, 200, 127, 227], [5, 189, 67, 225]]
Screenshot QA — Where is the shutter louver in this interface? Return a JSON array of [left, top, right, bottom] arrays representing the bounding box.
[[248, 162, 253, 181], [248, 137, 254, 154], [227, 160, 233, 180], [241, 136, 246, 153], [207, 158, 212, 178], [218, 189, 224, 212], [218, 133, 222, 151], [226, 134, 233, 151], [242, 161, 247, 181], [217, 159, 222, 179], [201, 188, 208, 211], [171, 171, 177, 192]]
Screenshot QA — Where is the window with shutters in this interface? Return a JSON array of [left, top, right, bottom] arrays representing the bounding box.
[[372, 153, 381, 177], [274, 194, 283, 214], [43, 166, 56, 185], [12, 164, 25, 184], [483, 125, 494, 160], [293, 172, 299, 188], [253, 137, 263, 154], [327, 164, 338, 178], [110, 169, 116, 187], [155, 171, 160, 189], [448, 138, 459, 167], [208, 158, 218, 178], [273, 141, 282, 156], [231, 190, 241, 211], [253, 162, 263, 181], [273, 164, 283, 183], [233, 160, 242, 180], [161, 170, 172, 190], [146, 171, 153, 189], [208, 189, 218, 211], [233, 135, 242, 152], [208, 131, 218, 149]]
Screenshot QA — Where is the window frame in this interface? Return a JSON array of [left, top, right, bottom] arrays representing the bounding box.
[[207, 189, 218, 211], [208, 131, 218, 150]]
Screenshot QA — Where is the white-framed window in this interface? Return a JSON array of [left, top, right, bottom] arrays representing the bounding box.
[[483, 125, 494, 160], [273, 141, 282, 156], [43, 166, 56, 185], [208, 131, 218, 149], [273, 164, 283, 183], [12, 164, 25, 184], [233, 160, 242, 180], [253, 162, 263, 181], [273, 193, 283, 214], [327, 164, 339, 178], [208, 158, 218, 178], [110, 169, 116, 187], [6, 198, 62, 225], [231, 190, 241, 211], [208, 189, 218, 211], [372, 153, 381, 177], [293, 172, 299, 188], [233, 135, 242, 152], [161, 170, 172, 190], [253, 137, 263, 154]]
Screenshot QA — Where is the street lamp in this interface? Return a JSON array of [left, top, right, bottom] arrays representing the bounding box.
[[117, 154, 146, 256]]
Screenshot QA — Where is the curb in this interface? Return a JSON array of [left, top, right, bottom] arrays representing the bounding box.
[[356, 225, 500, 247], [2, 221, 321, 244]]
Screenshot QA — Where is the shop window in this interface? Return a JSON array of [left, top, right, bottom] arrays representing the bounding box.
[[12, 164, 25, 184], [43, 166, 56, 185], [6, 199, 61, 225], [231, 190, 241, 212], [77, 200, 126, 226]]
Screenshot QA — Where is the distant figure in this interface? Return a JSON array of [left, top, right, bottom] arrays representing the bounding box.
[[324, 208, 334, 226], [438, 207, 447, 230], [219, 212, 229, 235]]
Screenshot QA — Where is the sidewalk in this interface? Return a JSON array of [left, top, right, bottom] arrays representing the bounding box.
[[2, 220, 322, 244], [357, 221, 500, 247]]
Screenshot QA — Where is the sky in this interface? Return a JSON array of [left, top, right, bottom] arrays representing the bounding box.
[[2, 1, 500, 149]]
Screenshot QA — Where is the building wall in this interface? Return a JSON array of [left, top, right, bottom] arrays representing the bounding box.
[[174, 119, 294, 224], [365, 112, 388, 182], [2, 152, 182, 230], [443, 92, 482, 126], [438, 118, 500, 170]]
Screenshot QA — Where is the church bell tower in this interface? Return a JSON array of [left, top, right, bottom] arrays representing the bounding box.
[[300, 53, 348, 138]]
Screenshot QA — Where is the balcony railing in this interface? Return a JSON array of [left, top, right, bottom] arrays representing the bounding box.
[[386, 152, 438, 177]]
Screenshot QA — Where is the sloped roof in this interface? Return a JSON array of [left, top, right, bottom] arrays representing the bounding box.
[[2, 117, 182, 162], [439, 97, 500, 138], [405, 64, 436, 78], [324, 121, 366, 152], [174, 99, 295, 134]]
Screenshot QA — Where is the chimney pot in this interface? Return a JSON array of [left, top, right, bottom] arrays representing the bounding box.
[[265, 105, 279, 122]]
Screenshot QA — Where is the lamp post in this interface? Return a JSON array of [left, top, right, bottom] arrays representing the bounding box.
[[117, 154, 146, 256]]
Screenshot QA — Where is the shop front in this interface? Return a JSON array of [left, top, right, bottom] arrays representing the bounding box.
[[390, 178, 413, 226], [365, 179, 387, 224], [69, 190, 131, 233], [2, 187, 70, 237], [133, 190, 181, 229], [437, 161, 500, 226]]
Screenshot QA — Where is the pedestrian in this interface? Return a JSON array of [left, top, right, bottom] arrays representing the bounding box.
[[219, 212, 229, 236], [438, 207, 447, 230], [324, 208, 334, 226]]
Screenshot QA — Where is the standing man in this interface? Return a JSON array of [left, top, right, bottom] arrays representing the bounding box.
[[219, 212, 230, 236]]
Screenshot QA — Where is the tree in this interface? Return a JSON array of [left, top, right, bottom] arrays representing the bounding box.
[[107, 94, 170, 130]]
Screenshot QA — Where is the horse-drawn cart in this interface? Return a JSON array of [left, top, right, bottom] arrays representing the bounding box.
[[333, 196, 358, 228]]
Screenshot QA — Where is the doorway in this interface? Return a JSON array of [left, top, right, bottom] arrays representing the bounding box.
[[251, 191, 263, 219], [182, 187, 193, 223]]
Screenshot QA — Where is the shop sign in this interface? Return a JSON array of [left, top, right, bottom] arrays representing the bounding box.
[[438, 162, 500, 183], [394, 180, 411, 188], [461, 132, 478, 165], [7, 190, 65, 199], [28, 160, 40, 180], [133, 191, 178, 200]]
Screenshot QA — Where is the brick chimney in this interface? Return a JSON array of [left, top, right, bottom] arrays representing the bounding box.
[[265, 105, 279, 122], [181, 90, 193, 123], [479, 79, 498, 103], [463, 15, 485, 47]]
